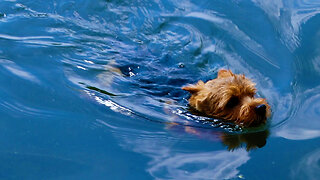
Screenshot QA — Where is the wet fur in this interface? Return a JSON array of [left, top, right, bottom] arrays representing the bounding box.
[[182, 69, 271, 127]]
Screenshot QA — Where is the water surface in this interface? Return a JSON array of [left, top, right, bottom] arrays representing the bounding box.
[[0, 0, 320, 179]]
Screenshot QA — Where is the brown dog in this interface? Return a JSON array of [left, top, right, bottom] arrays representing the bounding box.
[[182, 69, 271, 127]]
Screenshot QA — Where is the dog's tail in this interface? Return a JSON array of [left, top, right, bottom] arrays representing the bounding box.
[[182, 80, 204, 94]]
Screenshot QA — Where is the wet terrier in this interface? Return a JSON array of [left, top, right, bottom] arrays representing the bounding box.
[[182, 69, 271, 127]]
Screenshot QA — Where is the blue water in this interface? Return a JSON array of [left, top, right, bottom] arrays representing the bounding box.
[[0, 0, 320, 179]]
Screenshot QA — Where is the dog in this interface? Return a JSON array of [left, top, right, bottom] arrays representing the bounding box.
[[182, 69, 271, 127]]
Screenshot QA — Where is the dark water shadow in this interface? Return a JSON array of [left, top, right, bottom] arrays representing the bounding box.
[[221, 129, 269, 151]]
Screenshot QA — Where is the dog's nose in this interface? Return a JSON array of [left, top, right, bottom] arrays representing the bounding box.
[[255, 104, 266, 116]]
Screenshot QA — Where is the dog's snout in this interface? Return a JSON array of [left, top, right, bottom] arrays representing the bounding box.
[[255, 104, 266, 115]]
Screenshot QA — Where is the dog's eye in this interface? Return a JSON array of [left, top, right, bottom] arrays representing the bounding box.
[[226, 96, 239, 108]]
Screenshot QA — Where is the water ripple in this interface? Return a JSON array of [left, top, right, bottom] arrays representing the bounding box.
[[0, 59, 40, 83], [253, 0, 320, 51], [291, 148, 320, 180], [148, 150, 249, 179], [0, 100, 59, 118], [275, 86, 320, 140], [184, 12, 279, 68], [1, 0, 320, 178], [0, 34, 74, 47], [59, 0, 292, 133]]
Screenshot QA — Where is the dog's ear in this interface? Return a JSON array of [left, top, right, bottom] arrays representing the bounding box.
[[182, 80, 204, 94], [217, 69, 233, 78], [182, 86, 200, 93]]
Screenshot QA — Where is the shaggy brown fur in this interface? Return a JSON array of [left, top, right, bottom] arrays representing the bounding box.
[[182, 69, 271, 127]]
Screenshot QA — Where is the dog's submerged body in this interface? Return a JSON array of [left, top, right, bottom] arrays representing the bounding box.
[[182, 69, 270, 127]]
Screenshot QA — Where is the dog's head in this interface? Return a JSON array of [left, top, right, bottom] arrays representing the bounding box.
[[183, 69, 271, 127]]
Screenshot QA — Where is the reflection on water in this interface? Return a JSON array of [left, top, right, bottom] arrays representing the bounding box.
[[0, 59, 39, 83], [1, 0, 320, 179], [276, 86, 320, 140], [97, 119, 250, 179], [169, 125, 269, 152], [291, 148, 320, 180], [148, 150, 249, 179], [221, 130, 269, 151], [253, 0, 320, 51], [97, 116, 269, 179]]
